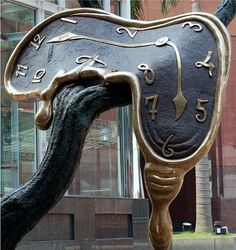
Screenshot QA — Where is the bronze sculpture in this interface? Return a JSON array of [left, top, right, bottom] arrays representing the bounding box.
[[3, 8, 231, 250]]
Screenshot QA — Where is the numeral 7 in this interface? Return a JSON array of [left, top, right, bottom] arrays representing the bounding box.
[[145, 95, 159, 121]]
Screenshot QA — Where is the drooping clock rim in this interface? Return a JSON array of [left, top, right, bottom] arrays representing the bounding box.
[[4, 8, 230, 99], [4, 8, 231, 168]]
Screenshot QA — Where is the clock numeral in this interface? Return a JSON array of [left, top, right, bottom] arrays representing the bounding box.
[[196, 99, 208, 123], [30, 34, 46, 50], [138, 63, 156, 85], [182, 22, 203, 32], [116, 27, 137, 39], [31, 69, 46, 83], [145, 95, 159, 121], [76, 55, 106, 68], [195, 51, 215, 77], [60, 18, 77, 24], [162, 135, 174, 158], [16, 64, 28, 77]]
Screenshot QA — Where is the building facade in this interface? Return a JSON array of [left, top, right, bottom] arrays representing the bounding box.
[[1, 0, 144, 199], [1, 0, 236, 249]]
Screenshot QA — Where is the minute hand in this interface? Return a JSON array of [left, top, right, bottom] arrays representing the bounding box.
[[47, 32, 154, 48], [155, 37, 187, 120], [48, 33, 187, 120], [167, 41, 187, 120]]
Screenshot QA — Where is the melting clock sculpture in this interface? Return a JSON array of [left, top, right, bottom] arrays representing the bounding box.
[[4, 8, 231, 250]]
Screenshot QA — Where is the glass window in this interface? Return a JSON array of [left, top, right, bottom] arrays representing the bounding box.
[[44, 0, 58, 4], [111, 0, 120, 15], [68, 110, 120, 197], [65, 0, 81, 8], [45, 12, 53, 18], [1, 1, 36, 195], [1, 0, 142, 199]]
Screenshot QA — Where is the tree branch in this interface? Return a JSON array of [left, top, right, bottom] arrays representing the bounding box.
[[214, 0, 236, 26], [78, 0, 103, 9], [1, 82, 131, 250]]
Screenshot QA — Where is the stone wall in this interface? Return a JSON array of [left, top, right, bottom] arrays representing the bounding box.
[[16, 197, 150, 250]]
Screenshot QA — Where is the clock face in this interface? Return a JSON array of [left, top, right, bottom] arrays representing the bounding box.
[[4, 9, 231, 165]]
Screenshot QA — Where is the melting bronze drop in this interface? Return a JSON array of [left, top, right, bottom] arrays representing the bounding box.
[[144, 162, 184, 250]]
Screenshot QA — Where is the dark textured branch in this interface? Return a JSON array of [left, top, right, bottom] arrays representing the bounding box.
[[1, 82, 131, 250], [78, 0, 103, 9], [214, 0, 236, 26]]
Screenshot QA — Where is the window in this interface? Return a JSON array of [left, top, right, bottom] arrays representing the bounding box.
[[68, 111, 121, 197], [1, 0, 143, 198], [65, 0, 80, 8], [111, 0, 120, 15], [45, 0, 58, 4], [1, 1, 36, 194]]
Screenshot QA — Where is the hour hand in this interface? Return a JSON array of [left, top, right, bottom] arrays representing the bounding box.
[[47, 32, 80, 43]]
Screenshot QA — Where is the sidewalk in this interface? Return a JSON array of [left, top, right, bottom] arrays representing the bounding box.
[[170, 237, 236, 250]]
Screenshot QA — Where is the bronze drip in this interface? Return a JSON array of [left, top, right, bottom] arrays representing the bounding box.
[[144, 162, 184, 250]]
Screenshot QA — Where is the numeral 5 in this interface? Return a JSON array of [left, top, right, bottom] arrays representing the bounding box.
[[196, 99, 208, 123]]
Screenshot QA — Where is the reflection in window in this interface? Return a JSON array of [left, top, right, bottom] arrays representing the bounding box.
[[44, 0, 58, 4], [65, 0, 81, 8], [45, 12, 53, 18], [68, 110, 120, 197], [111, 0, 120, 15], [0, 0, 141, 199], [1, 1, 36, 195]]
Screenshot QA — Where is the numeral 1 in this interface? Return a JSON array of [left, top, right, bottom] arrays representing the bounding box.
[[145, 95, 159, 121], [30, 34, 46, 50], [31, 69, 46, 83], [16, 64, 28, 77], [116, 27, 137, 39], [196, 99, 208, 122]]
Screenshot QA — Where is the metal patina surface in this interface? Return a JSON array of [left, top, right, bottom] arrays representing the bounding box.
[[4, 8, 231, 250]]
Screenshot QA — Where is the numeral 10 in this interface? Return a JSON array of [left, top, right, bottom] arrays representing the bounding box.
[[31, 69, 46, 83]]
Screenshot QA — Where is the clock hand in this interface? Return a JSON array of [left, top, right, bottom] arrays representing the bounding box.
[[47, 32, 154, 48], [47, 32, 78, 43], [155, 37, 187, 120], [167, 41, 187, 120], [49, 33, 187, 120]]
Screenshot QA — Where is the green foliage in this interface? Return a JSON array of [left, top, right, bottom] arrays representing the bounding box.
[[78, 0, 143, 19], [131, 0, 143, 19], [173, 232, 236, 239], [161, 0, 177, 15]]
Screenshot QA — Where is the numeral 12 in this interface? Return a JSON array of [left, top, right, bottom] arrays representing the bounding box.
[[30, 34, 46, 50]]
